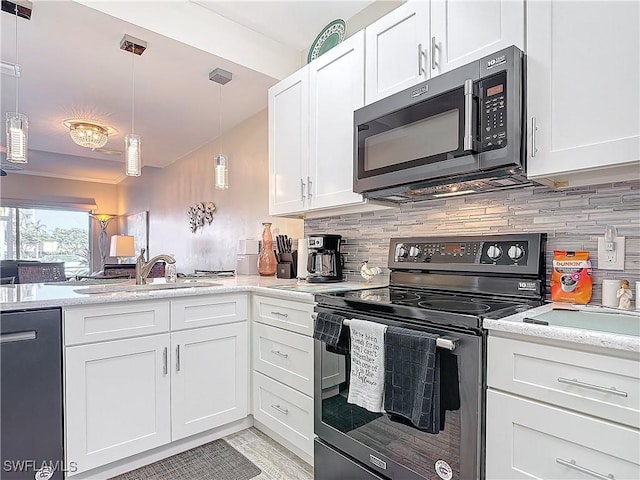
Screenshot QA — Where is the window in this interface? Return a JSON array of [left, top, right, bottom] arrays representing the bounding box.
[[0, 206, 90, 277]]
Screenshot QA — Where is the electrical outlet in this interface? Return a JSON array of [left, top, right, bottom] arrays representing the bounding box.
[[597, 236, 625, 270]]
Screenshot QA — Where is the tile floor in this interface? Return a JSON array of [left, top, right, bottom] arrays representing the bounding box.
[[225, 428, 314, 480]]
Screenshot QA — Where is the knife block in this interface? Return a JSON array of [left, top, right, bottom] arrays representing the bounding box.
[[276, 251, 297, 279]]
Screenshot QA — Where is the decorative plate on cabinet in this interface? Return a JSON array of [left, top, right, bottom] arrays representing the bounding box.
[[307, 19, 346, 64]]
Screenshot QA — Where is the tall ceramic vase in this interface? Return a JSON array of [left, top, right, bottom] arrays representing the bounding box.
[[258, 222, 277, 276]]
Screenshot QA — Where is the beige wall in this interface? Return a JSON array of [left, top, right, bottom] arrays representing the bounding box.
[[0, 174, 119, 272], [117, 109, 303, 273]]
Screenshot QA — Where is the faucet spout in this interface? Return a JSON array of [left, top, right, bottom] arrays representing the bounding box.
[[135, 248, 176, 285]]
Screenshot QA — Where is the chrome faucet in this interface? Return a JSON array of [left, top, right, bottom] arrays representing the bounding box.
[[135, 248, 176, 285]]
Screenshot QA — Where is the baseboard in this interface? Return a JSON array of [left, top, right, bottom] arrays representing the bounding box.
[[253, 419, 314, 466], [69, 417, 253, 479]]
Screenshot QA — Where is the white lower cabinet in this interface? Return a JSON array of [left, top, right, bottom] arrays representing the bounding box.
[[65, 334, 172, 474]]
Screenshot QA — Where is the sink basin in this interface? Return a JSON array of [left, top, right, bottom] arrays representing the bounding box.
[[74, 280, 221, 295]]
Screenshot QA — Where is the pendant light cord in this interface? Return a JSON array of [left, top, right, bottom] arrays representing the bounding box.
[[131, 50, 135, 134], [14, 4, 19, 114], [218, 84, 222, 154]]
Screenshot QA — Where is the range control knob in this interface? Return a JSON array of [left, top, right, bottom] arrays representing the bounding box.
[[508, 245, 524, 260], [409, 246, 422, 258], [486, 245, 502, 260], [396, 244, 409, 259]]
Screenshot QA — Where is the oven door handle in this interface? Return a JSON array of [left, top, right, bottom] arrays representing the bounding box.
[[312, 313, 459, 351]]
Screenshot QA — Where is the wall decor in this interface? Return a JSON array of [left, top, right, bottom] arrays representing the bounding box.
[[125, 211, 149, 260], [188, 202, 216, 233]]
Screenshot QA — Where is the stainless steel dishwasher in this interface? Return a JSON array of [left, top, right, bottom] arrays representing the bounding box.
[[1, 308, 64, 480]]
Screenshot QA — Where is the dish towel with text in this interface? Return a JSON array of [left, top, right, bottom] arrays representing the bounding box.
[[384, 326, 440, 433], [347, 319, 388, 413]]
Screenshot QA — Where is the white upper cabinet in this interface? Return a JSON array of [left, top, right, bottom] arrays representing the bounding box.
[[309, 30, 365, 210], [430, 0, 524, 74], [364, 0, 524, 105], [526, 0, 640, 185], [268, 68, 309, 216], [365, 1, 431, 104]]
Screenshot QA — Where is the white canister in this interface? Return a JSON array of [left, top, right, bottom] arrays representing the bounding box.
[[296, 238, 308, 279], [601, 279, 619, 308]]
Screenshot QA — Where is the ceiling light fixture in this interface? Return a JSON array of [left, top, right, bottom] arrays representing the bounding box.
[[5, 2, 29, 164], [120, 34, 147, 177], [63, 120, 110, 149], [209, 67, 232, 190]]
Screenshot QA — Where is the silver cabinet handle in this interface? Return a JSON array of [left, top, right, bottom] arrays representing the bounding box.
[[463, 79, 474, 151], [0, 330, 36, 343], [307, 176, 313, 200], [556, 458, 615, 480], [271, 404, 289, 415], [557, 377, 627, 397], [176, 344, 181, 372], [417, 43, 425, 76], [301, 178, 306, 201], [531, 117, 537, 157], [270, 311, 289, 318], [431, 36, 439, 70], [271, 349, 289, 359], [163, 347, 168, 375]]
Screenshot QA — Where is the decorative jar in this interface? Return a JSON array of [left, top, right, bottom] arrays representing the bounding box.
[[258, 222, 277, 276]]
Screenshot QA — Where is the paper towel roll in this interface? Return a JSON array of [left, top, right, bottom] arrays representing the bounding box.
[[601, 279, 619, 308], [296, 238, 308, 279]]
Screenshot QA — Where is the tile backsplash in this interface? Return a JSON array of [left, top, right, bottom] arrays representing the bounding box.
[[305, 181, 640, 305]]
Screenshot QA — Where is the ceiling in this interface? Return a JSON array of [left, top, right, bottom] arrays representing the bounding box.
[[0, 0, 376, 184]]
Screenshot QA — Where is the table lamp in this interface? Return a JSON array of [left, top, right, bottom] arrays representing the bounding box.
[[109, 235, 135, 264]]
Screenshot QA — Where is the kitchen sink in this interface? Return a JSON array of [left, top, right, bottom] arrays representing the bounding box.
[[74, 280, 221, 295]]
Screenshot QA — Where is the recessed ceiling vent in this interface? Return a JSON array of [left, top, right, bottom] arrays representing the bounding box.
[[120, 34, 147, 56], [2, 0, 32, 20], [209, 68, 232, 85]]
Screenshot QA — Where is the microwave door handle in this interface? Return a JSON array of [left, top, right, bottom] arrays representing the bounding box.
[[463, 79, 474, 151]]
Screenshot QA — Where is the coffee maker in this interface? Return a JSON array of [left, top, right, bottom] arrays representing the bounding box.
[[307, 235, 343, 283]]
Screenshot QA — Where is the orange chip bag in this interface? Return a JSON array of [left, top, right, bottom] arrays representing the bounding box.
[[551, 250, 593, 304]]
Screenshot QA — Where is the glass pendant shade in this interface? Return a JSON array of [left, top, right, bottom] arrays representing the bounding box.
[[215, 154, 228, 189], [125, 134, 141, 176], [68, 122, 108, 148], [6, 112, 28, 163]]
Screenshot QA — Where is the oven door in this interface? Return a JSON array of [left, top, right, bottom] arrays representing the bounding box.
[[314, 305, 484, 480]]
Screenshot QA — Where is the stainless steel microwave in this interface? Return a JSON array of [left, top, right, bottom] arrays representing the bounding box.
[[354, 46, 533, 202]]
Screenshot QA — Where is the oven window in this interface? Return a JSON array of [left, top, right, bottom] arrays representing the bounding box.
[[364, 109, 459, 171], [321, 348, 461, 479]]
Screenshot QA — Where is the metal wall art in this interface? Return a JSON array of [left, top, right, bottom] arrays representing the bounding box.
[[188, 202, 216, 233]]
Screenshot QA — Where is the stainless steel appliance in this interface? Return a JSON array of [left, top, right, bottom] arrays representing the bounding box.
[[1, 308, 64, 479], [307, 235, 343, 283], [314, 233, 546, 479], [354, 46, 532, 203]]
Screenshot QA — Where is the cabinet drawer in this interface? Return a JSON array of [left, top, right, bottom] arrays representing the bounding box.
[[170, 294, 248, 331], [253, 371, 314, 458], [487, 335, 640, 428], [486, 390, 640, 480], [253, 295, 314, 336], [253, 322, 314, 396], [64, 301, 170, 346]]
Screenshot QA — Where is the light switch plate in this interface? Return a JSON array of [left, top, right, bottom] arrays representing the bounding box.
[[597, 236, 625, 270]]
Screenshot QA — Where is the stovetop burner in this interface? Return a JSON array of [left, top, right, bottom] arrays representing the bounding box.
[[417, 299, 491, 315]]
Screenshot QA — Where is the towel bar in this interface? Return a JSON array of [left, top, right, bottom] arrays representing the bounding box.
[[312, 312, 458, 351]]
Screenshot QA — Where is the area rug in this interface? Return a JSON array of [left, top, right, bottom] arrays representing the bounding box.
[[111, 439, 261, 480]]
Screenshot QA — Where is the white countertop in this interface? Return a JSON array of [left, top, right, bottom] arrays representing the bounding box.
[[484, 303, 640, 353], [0, 276, 388, 311]]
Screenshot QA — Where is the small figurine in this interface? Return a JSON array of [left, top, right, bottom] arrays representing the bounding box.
[[360, 261, 382, 282], [616, 279, 633, 310]]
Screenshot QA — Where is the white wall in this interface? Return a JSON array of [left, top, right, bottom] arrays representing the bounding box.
[[117, 109, 303, 273]]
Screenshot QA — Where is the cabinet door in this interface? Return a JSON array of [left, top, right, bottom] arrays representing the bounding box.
[[526, 1, 640, 181], [308, 31, 365, 211], [365, 0, 430, 104], [268, 68, 309, 215], [430, 0, 524, 75], [171, 323, 248, 440], [65, 334, 171, 475]]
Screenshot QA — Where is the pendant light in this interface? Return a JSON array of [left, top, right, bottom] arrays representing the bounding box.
[[120, 35, 146, 177], [5, 2, 28, 164], [209, 68, 232, 190]]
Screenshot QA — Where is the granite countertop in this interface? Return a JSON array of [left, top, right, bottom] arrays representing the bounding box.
[[484, 303, 640, 353], [0, 276, 388, 311]]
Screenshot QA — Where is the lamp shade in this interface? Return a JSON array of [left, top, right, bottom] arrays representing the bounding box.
[[109, 235, 135, 258]]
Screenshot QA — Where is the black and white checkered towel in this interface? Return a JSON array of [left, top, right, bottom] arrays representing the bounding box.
[[384, 326, 440, 433], [313, 312, 346, 347]]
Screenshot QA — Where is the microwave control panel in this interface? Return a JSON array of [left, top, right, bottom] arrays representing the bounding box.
[[479, 71, 507, 151]]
